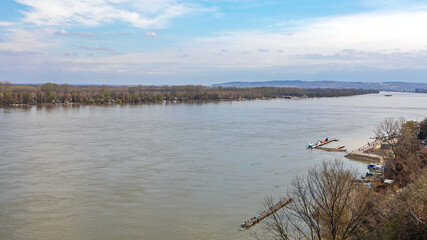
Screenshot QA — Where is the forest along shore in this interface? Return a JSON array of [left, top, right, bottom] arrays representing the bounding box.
[[0, 82, 379, 106]]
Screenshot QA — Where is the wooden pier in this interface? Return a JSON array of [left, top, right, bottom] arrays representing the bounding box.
[[240, 198, 292, 230], [316, 145, 347, 152], [307, 138, 346, 152], [312, 138, 338, 148]]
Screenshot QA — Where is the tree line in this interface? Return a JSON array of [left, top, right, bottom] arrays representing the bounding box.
[[415, 88, 427, 93], [254, 118, 427, 240], [0, 81, 379, 105]]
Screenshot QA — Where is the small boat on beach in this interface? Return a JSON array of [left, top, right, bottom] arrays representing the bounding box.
[[368, 162, 385, 171]]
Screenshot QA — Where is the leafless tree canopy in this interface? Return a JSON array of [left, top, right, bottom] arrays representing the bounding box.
[[251, 196, 292, 240], [254, 160, 375, 240], [370, 173, 427, 239], [374, 117, 405, 158], [375, 118, 425, 186], [0, 81, 379, 105]]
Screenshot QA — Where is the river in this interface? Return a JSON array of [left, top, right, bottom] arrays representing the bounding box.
[[1, 92, 426, 240]]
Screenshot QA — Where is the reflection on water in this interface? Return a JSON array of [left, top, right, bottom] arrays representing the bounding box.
[[1, 92, 426, 240]]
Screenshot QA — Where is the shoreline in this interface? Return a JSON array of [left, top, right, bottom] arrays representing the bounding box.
[[0, 83, 379, 106], [345, 138, 384, 162], [345, 152, 383, 162], [0, 93, 379, 107]]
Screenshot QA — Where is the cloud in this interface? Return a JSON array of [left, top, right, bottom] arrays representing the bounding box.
[[64, 6, 427, 75], [0, 21, 14, 27], [0, 28, 54, 53], [78, 46, 113, 51], [361, 0, 427, 8], [105, 31, 131, 36], [64, 51, 79, 57], [54, 29, 68, 35], [145, 32, 158, 37], [110, 51, 125, 55], [55, 29, 96, 37], [3, 2, 427, 84], [177, 7, 427, 71], [297, 49, 427, 70], [13, 0, 199, 29], [75, 32, 96, 37], [77, 45, 123, 55], [0, 50, 43, 56]]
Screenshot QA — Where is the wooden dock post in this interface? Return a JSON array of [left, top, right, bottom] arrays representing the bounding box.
[[240, 198, 292, 230]]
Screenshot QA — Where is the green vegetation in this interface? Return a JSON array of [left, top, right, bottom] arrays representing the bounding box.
[[0, 81, 379, 106], [256, 118, 427, 240]]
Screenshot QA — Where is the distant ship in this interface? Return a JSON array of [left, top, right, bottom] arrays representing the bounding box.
[[384, 94, 392, 97]]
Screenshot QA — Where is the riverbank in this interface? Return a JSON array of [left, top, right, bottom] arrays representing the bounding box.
[[0, 82, 379, 106], [345, 138, 384, 162]]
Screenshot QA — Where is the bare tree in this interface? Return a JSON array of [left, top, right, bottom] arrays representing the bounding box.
[[251, 196, 291, 240], [374, 118, 406, 181], [254, 160, 376, 240], [374, 117, 405, 158], [375, 118, 425, 186], [370, 171, 427, 239]]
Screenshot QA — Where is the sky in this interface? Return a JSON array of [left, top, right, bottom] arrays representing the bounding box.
[[1, 0, 427, 85]]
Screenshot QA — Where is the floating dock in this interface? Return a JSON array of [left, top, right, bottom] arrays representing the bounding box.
[[316, 145, 347, 152], [240, 198, 292, 230], [307, 138, 346, 152], [312, 138, 338, 148]]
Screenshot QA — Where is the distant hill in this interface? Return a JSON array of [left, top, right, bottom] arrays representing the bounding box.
[[212, 80, 427, 92]]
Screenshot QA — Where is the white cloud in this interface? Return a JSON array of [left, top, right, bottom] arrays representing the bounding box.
[[64, 51, 79, 57], [361, 0, 427, 8], [0, 28, 54, 52], [48, 7, 427, 76], [0, 21, 15, 27], [168, 7, 427, 70], [55, 29, 68, 35], [54, 29, 96, 37], [145, 32, 158, 37], [0, 50, 43, 56], [78, 45, 115, 52], [13, 0, 198, 29], [3, 2, 427, 81]]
